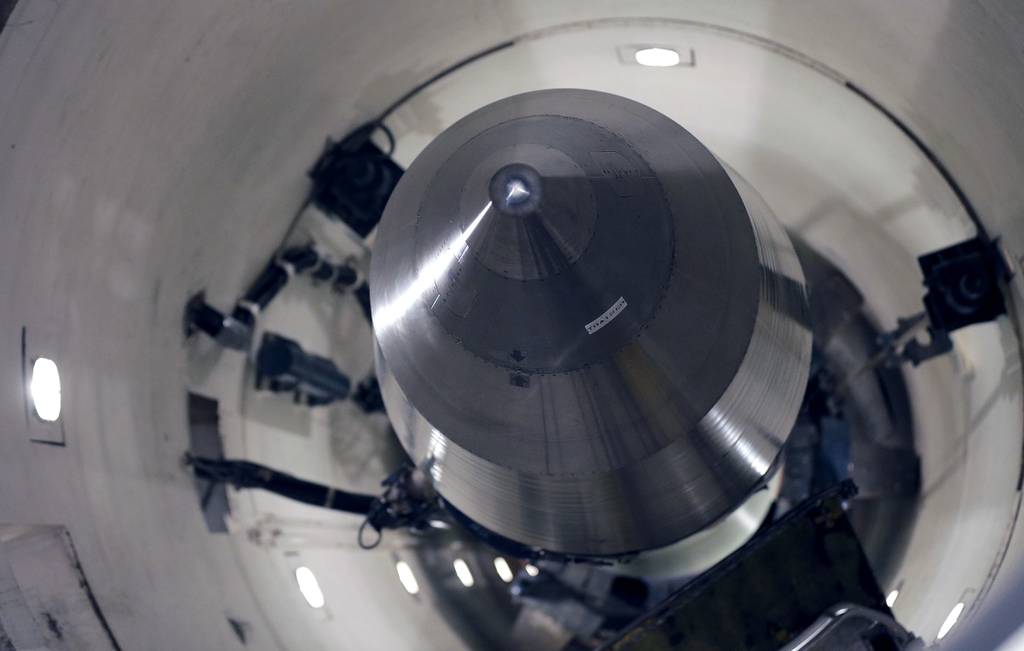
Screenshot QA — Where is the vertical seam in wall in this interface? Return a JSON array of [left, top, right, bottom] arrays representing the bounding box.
[[20, 326, 28, 428], [60, 531, 125, 651]]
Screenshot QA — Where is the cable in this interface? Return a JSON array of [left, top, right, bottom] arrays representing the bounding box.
[[374, 40, 516, 124], [185, 454, 378, 515], [375, 121, 396, 157], [358, 518, 384, 549], [271, 195, 313, 259]]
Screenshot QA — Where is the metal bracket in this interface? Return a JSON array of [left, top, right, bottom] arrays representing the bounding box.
[[918, 236, 1010, 333], [866, 236, 1011, 369], [308, 122, 403, 237]]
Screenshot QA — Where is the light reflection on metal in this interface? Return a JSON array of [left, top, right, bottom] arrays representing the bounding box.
[[373, 201, 493, 331], [505, 179, 530, 203], [426, 429, 448, 483]]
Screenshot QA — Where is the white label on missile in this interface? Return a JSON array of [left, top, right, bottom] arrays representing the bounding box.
[[585, 296, 627, 335]]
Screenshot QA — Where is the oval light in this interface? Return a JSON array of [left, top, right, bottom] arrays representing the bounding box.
[[937, 602, 965, 640], [294, 566, 325, 609], [396, 561, 419, 595], [493, 557, 514, 583], [30, 357, 61, 422], [886, 589, 899, 608], [634, 47, 681, 67], [453, 558, 474, 587]]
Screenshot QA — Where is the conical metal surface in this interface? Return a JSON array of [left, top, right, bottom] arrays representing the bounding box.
[[371, 89, 811, 556]]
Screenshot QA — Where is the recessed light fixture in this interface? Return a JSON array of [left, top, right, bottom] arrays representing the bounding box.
[[395, 560, 419, 595], [937, 602, 965, 640], [493, 557, 514, 583], [294, 566, 325, 609], [885, 589, 899, 608], [30, 357, 61, 422], [453, 558, 475, 587], [524, 564, 540, 577], [634, 47, 681, 67]]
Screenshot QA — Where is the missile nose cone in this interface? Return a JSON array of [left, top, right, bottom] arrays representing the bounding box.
[[371, 89, 812, 556]]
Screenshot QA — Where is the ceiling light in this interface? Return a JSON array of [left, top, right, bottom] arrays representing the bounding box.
[[524, 564, 539, 577], [453, 558, 474, 587], [30, 357, 61, 422], [937, 602, 965, 640], [395, 560, 419, 595], [885, 590, 899, 608], [294, 566, 325, 609], [493, 557, 514, 583], [634, 47, 680, 67]]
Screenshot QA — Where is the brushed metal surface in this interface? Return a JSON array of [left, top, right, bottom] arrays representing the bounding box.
[[371, 89, 811, 556]]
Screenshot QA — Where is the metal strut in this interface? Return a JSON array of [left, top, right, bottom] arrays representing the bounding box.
[[184, 455, 439, 548], [185, 243, 361, 352], [841, 235, 1012, 384]]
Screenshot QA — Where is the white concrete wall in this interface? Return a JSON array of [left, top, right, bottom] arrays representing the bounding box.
[[1, 1, 1023, 649]]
